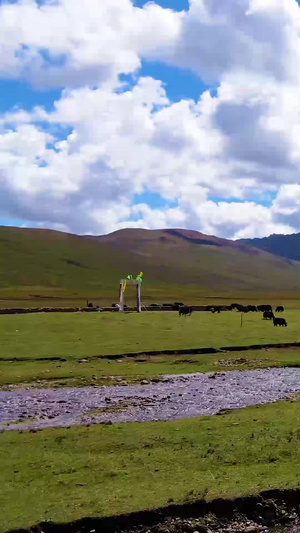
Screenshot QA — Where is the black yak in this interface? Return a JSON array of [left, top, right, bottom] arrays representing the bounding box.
[[263, 311, 274, 320], [179, 306, 193, 316], [273, 317, 287, 327]]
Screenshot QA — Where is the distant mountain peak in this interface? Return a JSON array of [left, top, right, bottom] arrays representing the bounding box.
[[238, 232, 300, 262]]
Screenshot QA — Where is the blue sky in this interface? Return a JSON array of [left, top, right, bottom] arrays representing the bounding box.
[[0, 62, 212, 229], [0, 80, 61, 113], [0, 0, 300, 238], [0, 1, 210, 229], [134, 0, 189, 9], [140, 61, 213, 102]]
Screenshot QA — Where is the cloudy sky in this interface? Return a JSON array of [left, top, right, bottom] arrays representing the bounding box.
[[1, 0, 300, 238]]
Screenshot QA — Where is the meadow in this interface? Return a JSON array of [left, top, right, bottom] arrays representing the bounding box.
[[2, 399, 300, 532], [2, 309, 299, 361], [2, 308, 300, 532], [1, 308, 300, 387], [2, 346, 300, 389]]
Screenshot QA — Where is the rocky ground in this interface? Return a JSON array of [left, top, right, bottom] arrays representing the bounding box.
[[124, 514, 300, 533], [1, 367, 300, 431], [12, 496, 300, 532], [119, 514, 300, 533], [121, 493, 300, 533]]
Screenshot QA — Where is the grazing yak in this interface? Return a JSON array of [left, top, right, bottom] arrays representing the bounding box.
[[179, 306, 193, 316], [211, 306, 221, 314], [231, 304, 257, 312], [273, 317, 287, 327], [239, 306, 250, 313], [231, 303, 244, 311], [263, 311, 274, 320], [257, 304, 273, 312], [173, 302, 185, 310], [276, 306, 284, 312], [233, 304, 250, 313]]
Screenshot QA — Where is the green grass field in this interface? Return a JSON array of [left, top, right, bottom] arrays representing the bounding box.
[[1, 310, 299, 361], [1, 347, 300, 389], [2, 310, 300, 387], [3, 229, 300, 532], [2, 309, 300, 532], [2, 399, 300, 532]]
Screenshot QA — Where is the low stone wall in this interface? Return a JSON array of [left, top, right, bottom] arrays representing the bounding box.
[[0, 306, 111, 315], [0, 305, 231, 315]]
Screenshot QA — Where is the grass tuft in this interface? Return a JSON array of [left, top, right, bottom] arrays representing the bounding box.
[[1, 400, 300, 532]]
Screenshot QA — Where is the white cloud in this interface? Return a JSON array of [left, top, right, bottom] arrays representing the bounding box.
[[0, 0, 181, 87], [273, 185, 300, 215], [1, 0, 300, 238], [156, 0, 300, 83], [116, 200, 294, 240], [3, 0, 298, 89], [0, 71, 299, 238], [270, 184, 300, 231]]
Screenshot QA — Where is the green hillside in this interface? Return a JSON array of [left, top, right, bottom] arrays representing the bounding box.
[[2, 226, 300, 302]]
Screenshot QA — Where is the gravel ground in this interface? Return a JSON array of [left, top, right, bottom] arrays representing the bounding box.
[[1, 367, 300, 431]]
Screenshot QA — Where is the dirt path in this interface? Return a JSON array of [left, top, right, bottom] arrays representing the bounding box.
[[1, 367, 300, 431]]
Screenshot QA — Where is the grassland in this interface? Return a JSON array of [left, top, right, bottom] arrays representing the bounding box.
[[2, 399, 300, 532], [2, 303, 300, 532], [1, 310, 300, 361], [1, 310, 300, 387], [1, 348, 300, 389]]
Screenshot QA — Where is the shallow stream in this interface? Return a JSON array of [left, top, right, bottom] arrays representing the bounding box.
[[1, 367, 300, 430]]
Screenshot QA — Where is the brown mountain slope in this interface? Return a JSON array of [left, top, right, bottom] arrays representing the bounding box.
[[92, 228, 263, 254], [2, 225, 300, 300]]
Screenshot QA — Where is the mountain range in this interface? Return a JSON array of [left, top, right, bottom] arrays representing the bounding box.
[[239, 233, 300, 263], [2, 226, 300, 301]]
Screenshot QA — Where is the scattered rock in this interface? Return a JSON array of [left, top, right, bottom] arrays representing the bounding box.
[[1, 368, 300, 432]]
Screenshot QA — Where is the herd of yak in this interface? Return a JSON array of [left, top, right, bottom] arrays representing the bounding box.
[[178, 303, 287, 326]]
